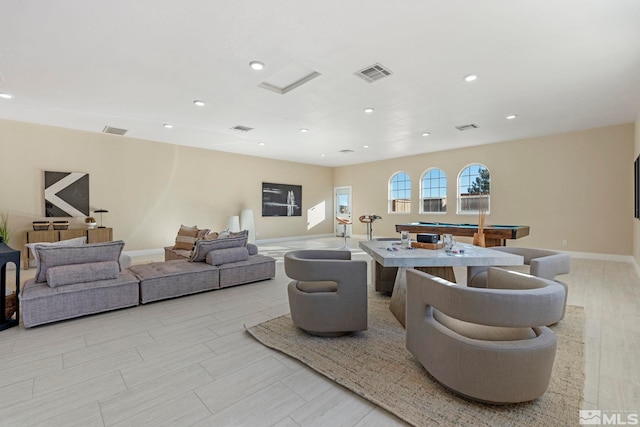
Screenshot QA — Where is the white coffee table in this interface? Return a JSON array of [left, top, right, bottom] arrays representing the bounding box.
[[359, 240, 524, 327]]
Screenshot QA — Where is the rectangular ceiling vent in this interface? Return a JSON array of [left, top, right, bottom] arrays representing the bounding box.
[[102, 126, 128, 136], [231, 125, 254, 132], [455, 124, 479, 131], [354, 63, 393, 83]]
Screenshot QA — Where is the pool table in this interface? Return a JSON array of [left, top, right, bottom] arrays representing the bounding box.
[[395, 222, 530, 247]]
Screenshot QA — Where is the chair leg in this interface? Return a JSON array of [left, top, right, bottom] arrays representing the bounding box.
[[339, 224, 349, 250]]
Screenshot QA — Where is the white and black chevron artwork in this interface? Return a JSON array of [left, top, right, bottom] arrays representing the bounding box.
[[44, 171, 90, 217]]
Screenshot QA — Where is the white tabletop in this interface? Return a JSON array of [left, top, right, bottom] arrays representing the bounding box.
[[359, 239, 524, 268]]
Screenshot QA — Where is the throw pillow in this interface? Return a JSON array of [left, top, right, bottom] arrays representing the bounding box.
[[46, 261, 120, 288], [173, 225, 200, 251], [205, 247, 249, 266], [27, 236, 87, 267], [35, 240, 125, 283], [202, 232, 219, 241], [190, 234, 248, 262]]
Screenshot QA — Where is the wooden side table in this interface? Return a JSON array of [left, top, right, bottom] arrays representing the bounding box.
[[0, 239, 20, 330]]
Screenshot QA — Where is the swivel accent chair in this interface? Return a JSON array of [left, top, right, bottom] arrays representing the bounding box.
[[285, 249, 367, 336]]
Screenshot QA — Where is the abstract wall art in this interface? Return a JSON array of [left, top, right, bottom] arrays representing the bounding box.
[[262, 182, 302, 217], [44, 171, 90, 217]]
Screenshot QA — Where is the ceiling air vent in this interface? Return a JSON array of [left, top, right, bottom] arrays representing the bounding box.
[[354, 63, 393, 83], [455, 124, 479, 131], [102, 126, 128, 136], [339, 149, 355, 154], [231, 125, 254, 132]]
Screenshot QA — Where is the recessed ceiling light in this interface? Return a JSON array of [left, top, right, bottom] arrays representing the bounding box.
[[163, 124, 173, 128], [258, 142, 265, 146], [421, 132, 431, 137], [363, 145, 370, 149], [464, 74, 478, 82], [506, 114, 518, 120], [193, 100, 206, 106], [364, 108, 374, 114], [0, 93, 14, 99], [320, 154, 325, 157], [249, 61, 265, 71], [300, 128, 309, 133]]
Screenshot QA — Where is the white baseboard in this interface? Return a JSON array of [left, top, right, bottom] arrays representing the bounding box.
[[255, 233, 334, 245]]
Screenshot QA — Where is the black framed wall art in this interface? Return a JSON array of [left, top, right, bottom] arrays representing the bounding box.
[[262, 182, 302, 217]]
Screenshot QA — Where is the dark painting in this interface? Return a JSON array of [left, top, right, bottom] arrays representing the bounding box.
[[45, 171, 90, 217], [262, 182, 302, 217]]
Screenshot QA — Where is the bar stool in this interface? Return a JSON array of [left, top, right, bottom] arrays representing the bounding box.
[[336, 216, 352, 250]]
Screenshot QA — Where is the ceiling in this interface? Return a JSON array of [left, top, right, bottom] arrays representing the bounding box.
[[1, 1, 639, 167]]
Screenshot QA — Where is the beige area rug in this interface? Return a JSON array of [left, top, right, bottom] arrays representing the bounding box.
[[246, 292, 585, 427]]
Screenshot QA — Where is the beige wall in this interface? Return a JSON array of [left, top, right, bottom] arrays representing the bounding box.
[[635, 112, 640, 264], [0, 119, 334, 251], [1, 118, 636, 256], [334, 124, 635, 255]]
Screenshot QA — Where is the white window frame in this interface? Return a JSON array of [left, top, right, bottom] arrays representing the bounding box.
[[457, 163, 491, 215], [388, 171, 412, 214], [420, 167, 447, 214]]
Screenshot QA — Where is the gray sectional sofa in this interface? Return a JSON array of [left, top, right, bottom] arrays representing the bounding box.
[[20, 238, 276, 328]]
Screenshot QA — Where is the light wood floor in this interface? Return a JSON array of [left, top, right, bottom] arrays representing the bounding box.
[[1, 237, 638, 426]]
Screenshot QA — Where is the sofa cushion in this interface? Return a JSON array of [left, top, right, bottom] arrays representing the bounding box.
[[35, 241, 125, 283], [27, 236, 87, 266], [205, 247, 249, 266], [46, 261, 120, 288], [190, 233, 248, 262]]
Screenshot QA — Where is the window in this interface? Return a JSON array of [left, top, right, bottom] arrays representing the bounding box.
[[389, 172, 411, 213], [420, 168, 447, 213], [458, 163, 490, 214]]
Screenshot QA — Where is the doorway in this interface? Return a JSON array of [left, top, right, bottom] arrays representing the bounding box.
[[334, 186, 352, 237]]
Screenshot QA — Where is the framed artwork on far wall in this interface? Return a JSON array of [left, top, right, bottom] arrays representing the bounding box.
[[44, 171, 90, 217], [262, 182, 302, 217]]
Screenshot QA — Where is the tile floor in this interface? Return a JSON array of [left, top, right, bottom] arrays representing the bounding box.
[[0, 236, 638, 426]]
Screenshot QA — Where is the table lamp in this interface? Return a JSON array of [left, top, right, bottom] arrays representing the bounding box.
[[94, 209, 109, 228]]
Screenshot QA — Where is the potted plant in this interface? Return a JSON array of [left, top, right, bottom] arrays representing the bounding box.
[[0, 211, 10, 244], [85, 216, 97, 229]]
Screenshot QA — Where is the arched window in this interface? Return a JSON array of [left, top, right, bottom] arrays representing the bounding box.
[[420, 168, 447, 213], [457, 163, 490, 214], [389, 172, 411, 213]]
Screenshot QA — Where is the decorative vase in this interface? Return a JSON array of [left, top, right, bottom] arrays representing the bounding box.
[[86, 222, 97, 229], [473, 232, 486, 247]]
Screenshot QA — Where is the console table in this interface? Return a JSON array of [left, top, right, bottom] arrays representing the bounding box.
[[21, 227, 113, 269]]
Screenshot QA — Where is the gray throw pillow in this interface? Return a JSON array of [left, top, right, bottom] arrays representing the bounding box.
[[205, 247, 249, 266], [190, 234, 247, 262], [27, 236, 87, 267], [46, 261, 120, 288]]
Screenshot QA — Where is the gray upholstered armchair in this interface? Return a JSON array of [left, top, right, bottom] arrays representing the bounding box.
[[406, 267, 566, 404], [467, 247, 570, 320], [285, 250, 367, 336]]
